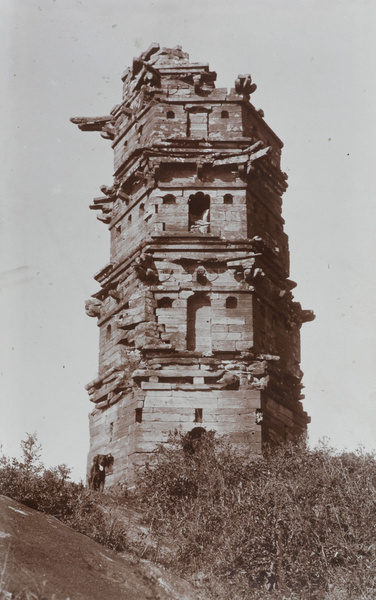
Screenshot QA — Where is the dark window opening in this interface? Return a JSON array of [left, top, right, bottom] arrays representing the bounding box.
[[224, 193, 233, 204], [188, 192, 210, 233], [188, 427, 206, 440], [221, 110, 229, 119], [194, 408, 203, 423], [128, 214, 132, 224], [166, 110, 175, 119], [109, 422, 114, 441], [115, 224, 122, 233], [160, 376, 193, 384], [139, 203, 144, 214], [162, 194, 176, 204], [135, 408, 143, 423], [225, 296, 238, 309], [157, 297, 173, 309], [106, 324, 111, 342]]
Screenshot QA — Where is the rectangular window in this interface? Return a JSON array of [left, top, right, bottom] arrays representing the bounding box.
[[194, 408, 203, 423], [135, 408, 143, 423]]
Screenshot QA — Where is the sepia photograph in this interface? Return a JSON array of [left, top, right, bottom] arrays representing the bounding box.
[[1, 1, 375, 598]]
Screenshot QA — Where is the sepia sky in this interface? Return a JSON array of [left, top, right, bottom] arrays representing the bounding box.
[[1, 0, 375, 481]]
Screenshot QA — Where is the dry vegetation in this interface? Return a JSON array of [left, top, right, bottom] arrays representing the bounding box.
[[1, 432, 376, 599]]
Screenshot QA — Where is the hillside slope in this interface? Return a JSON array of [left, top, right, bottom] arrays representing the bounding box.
[[0, 495, 199, 600]]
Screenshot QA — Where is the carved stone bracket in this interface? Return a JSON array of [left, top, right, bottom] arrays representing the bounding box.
[[85, 297, 102, 318], [235, 74, 257, 97]]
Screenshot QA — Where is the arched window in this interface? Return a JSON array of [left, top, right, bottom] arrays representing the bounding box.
[[221, 110, 229, 119], [224, 194, 233, 204], [128, 214, 132, 225], [167, 110, 175, 119], [162, 194, 176, 204], [187, 293, 211, 352], [106, 324, 111, 342], [157, 297, 173, 309], [225, 296, 238, 309], [139, 203, 144, 214], [188, 192, 210, 233]]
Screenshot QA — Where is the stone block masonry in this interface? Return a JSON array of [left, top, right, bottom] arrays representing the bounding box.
[[71, 44, 314, 487]]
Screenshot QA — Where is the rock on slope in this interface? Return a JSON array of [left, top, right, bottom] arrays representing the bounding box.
[[0, 495, 199, 600]]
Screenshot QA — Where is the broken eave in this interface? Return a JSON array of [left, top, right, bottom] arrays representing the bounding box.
[[70, 115, 115, 132]]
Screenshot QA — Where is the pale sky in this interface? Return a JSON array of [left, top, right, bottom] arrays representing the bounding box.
[[1, 0, 375, 481]]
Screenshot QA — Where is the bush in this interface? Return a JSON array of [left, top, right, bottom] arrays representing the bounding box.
[[0, 434, 129, 552], [135, 431, 376, 600], [2, 432, 376, 599]]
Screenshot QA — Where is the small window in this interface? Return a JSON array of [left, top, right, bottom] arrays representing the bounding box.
[[115, 224, 122, 234], [221, 110, 229, 119], [135, 408, 143, 423], [109, 422, 114, 441], [224, 194, 233, 205], [106, 324, 111, 342], [139, 203, 144, 214], [188, 192, 210, 232], [162, 194, 176, 204], [167, 110, 175, 119], [157, 297, 173, 309], [128, 214, 132, 225], [194, 408, 203, 423], [225, 296, 238, 309]]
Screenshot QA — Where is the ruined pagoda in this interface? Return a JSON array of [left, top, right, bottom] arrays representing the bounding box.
[[71, 44, 314, 486]]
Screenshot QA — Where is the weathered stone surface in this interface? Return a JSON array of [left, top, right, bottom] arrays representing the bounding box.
[[71, 44, 314, 486], [0, 495, 198, 600]]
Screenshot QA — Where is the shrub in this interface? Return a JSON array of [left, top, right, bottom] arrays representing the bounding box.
[[0, 434, 129, 552], [135, 431, 376, 600]]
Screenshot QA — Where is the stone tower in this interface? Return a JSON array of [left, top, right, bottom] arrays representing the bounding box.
[[71, 44, 314, 486]]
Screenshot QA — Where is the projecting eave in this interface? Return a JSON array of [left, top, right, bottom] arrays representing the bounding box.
[[70, 115, 115, 132]]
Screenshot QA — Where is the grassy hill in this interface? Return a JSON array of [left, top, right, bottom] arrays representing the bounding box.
[[1, 432, 375, 599]]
